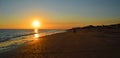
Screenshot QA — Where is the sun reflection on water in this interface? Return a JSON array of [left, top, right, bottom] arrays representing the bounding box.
[[34, 28, 39, 40], [34, 33, 39, 40], [34, 29, 38, 33]]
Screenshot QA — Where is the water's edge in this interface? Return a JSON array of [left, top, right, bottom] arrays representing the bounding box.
[[0, 30, 65, 53]]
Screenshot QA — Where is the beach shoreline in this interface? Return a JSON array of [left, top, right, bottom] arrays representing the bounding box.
[[0, 28, 120, 58]]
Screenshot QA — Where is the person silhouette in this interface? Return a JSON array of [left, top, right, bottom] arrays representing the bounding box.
[[73, 28, 77, 33]]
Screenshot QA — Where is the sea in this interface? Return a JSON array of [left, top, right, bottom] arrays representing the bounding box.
[[0, 29, 65, 53]]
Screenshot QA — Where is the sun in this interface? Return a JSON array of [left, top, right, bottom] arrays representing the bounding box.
[[32, 20, 40, 28]]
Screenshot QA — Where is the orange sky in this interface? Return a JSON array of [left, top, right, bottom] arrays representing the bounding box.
[[0, 0, 120, 29]]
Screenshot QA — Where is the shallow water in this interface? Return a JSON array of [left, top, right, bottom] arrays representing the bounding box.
[[0, 29, 65, 53]]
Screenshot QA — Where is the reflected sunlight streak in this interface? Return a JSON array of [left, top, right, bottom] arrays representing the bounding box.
[[34, 34, 39, 39], [34, 29, 39, 40], [32, 19, 40, 40], [35, 29, 38, 33]]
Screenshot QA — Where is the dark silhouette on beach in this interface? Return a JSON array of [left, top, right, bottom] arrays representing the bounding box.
[[68, 23, 120, 32]]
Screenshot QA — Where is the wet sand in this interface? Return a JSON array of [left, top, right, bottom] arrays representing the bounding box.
[[0, 29, 120, 58]]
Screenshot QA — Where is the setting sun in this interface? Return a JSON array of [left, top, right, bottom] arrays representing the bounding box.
[[32, 20, 40, 28]]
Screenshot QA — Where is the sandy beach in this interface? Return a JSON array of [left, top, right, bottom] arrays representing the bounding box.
[[0, 29, 120, 58], [1, 0, 120, 58]]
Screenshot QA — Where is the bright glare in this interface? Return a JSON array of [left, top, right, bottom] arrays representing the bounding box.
[[34, 29, 38, 33], [32, 20, 40, 40], [33, 20, 40, 28], [34, 34, 39, 39]]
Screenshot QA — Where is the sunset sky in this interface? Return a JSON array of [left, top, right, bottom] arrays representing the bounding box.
[[0, 0, 120, 29]]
